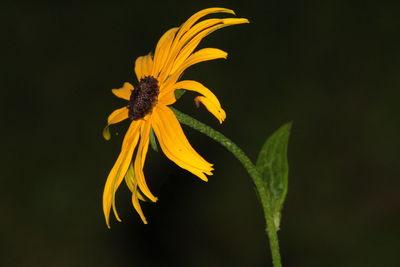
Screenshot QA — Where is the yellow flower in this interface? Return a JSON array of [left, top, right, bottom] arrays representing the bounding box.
[[103, 7, 249, 227]]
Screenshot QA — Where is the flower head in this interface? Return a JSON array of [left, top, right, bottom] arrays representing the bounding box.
[[103, 7, 249, 227]]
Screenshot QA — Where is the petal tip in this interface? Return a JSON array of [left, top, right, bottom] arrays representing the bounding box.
[[226, 9, 236, 15], [105, 217, 111, 229], [102, 126, 111, 140]]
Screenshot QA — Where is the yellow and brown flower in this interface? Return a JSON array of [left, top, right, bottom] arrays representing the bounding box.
[[103, 7, 248, 227]]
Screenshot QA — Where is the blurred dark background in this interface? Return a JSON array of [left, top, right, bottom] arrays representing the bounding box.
[[2, 1, 400, 266]]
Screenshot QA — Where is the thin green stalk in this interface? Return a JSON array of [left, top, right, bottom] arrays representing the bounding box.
[[171, 107, 282, 267]]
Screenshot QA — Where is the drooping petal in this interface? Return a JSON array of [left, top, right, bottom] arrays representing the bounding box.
[[151, 105, 213, 181], [112, 82, 133, 100], [103, 120, 142, 228], [159, 80, 226, 123], [131, 190, 147, 224], [124, 162, 148, 224], [152, 27, 179, 78], [135, 54, 154, 80], [124, 162, 135, 193], [134, 119, 158, 202], [194, 96, 226, 124], [136, 189, 147, 202]]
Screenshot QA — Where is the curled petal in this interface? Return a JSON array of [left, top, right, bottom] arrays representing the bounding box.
[[160, 80, 226, 123], [112, 82, 133, 100], [151, 105, 213, 181], [194, 96, 226, 124]]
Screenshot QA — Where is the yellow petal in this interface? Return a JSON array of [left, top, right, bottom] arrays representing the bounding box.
[[152, 27, 179, 78], [134, 120, 158, 202], [124, 162, 148, 224], [136, 189, 147, 202], [103, 120, 142, 228], [159, 16, 248, 83], [175, 8, 235, 41], [195, 96, 226, 124], [158, 19, 222, 82], [178, 48, 227, 75], [132, 191, 148, 224], [124, 162, 135, 193], [160, 80, 226, 123], [112, 82, 133, 100], [107, 107, 129, 125], [161, 48, 228, 91], [169, 18, 249, 75], [151, 105, 213, 181], [134, 53, 154, 80], [180, 18, 249, 48], [103, 107, 129, 140]]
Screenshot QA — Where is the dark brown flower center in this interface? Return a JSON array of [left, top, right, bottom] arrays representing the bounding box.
[[128, 76, 160, 120]]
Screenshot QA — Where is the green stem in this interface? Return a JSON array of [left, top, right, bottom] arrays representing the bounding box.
[[171, 107, 282, 267]]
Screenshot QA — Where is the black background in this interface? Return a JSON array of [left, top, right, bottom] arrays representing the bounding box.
[[2, 1, 400, 266]]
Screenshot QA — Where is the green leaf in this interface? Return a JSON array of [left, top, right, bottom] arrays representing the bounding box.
[[256, 122, 292, 231], [149, 128, 158, 152], [174, 89, 186, 100]]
